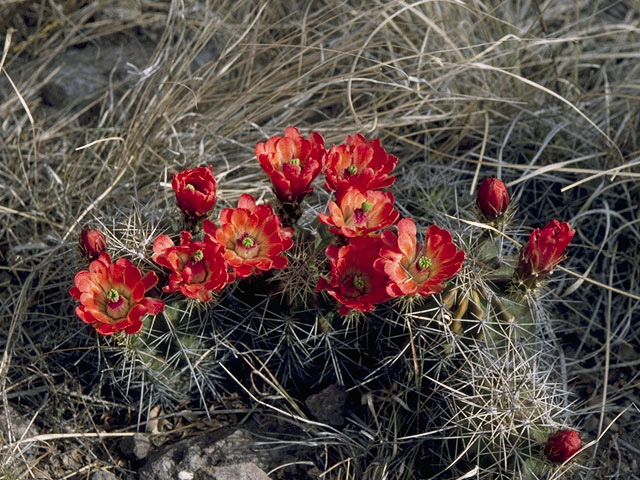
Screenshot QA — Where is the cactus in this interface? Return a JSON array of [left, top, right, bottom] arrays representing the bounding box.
[[67, 133, 581, 480], [419, 222, 576, 478], [105, 297, 235, 407]]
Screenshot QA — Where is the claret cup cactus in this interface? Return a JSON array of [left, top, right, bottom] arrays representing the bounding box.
[[68, 126, 580, 479]]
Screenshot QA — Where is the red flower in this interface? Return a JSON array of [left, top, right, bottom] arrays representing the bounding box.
[[317, 236, 390, 315], [205, 194, 294, 278], [376, 218, 465, 297], [545, 429, 581, 463], [172, 166, 217, 218], [255, 126, 325, 203], [323, 134, 397, 193], [79, 228, 107, 261], [476, 177, 509, 220], [152, 232, 233, 302], [517, 220, 575, 281], [69, 253, 164, 335], [318, 188, 399, 237]]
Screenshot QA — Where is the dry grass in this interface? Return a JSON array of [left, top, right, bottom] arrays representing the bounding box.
[[1, 0, 639, 479]]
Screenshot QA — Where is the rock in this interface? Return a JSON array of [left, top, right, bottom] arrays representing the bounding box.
[[0, 405, 39, 442], [0, 404, 40, 466], [0, 407, 40, 475], [305, 383, 347, 426], [90, 471, 120, 480], [138, 428, 272, 480], [41, 82, 67, 107], [39, 42, 154, 125], [193, 463, 271, 480], [120, 433, 151, 460]]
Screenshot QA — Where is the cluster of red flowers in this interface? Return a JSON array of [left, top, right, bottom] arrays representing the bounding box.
[[70, 127, 576, 333], [252, 127, 467, 315], [71, 163, 295, 335]]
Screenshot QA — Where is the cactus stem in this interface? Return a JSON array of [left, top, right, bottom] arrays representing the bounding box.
[[454, 294, 469, 320], [442, 288, 458, 310], [451, 294, 468, 335], [491, 295, 516, 323]]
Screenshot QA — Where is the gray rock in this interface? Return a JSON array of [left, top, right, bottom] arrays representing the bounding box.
[[193, 463, 271, 480], [0, 405, 40, 469], [90, 471, 120, 480], [0, 406, 40, 475], [0, 405, 39, 443], [305, 383, 347, 427], [39, 42, 154, 126], [120, 433, 151, 460], [138, 428, 272, 480], [41, 82, 67, 107]]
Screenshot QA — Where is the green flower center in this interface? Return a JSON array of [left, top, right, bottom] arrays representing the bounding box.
[[289, 158, 300, 166], [242, 236, 255, 248], [417, 256, 432, 271], [361, 201, 373, 212], [192, 250, 204, 262], [107, 288, 120, 303], [185, 184, 196, 191], [353, 276, 365, 290], [347, 165, 357, 175]]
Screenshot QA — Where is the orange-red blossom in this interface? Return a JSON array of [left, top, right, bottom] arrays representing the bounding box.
[[517, 220, 575, 281], [255, 126, 325, 204], [70, 253, 164, 335], [205, 194, 294, 278], [318, 188, 399, 238], [323, 133, 397, 193], [172, 165, 217, 218], [152, 231, 233, 302], [376, 218, 465, 297], [317, 236, 391, 316]]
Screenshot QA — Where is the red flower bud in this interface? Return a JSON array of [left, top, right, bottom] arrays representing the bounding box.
[[545, 429, 581, 463], [517, 220, 575, 281], [79, 229, 107, 261], [476, 177, 509, 220], [172, 166, 217, 218]]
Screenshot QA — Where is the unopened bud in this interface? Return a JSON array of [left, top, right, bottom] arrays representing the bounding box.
[[476, 177, 509, 220], [79, 229, 107, 261]]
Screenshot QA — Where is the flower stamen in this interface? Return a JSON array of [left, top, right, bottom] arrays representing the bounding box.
[[107, 288, 120, 303], [192, 250, 204, 262], [417, 255, 432, 271], [347, 165, 357, 175], [106, 288, 124, 310], [353, 276, 365, 290], [241, 236, 255, 248]]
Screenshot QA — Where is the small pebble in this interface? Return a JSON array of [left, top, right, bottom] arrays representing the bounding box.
[[90, 471, 119, 480], [119, 433, 151, 460]]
